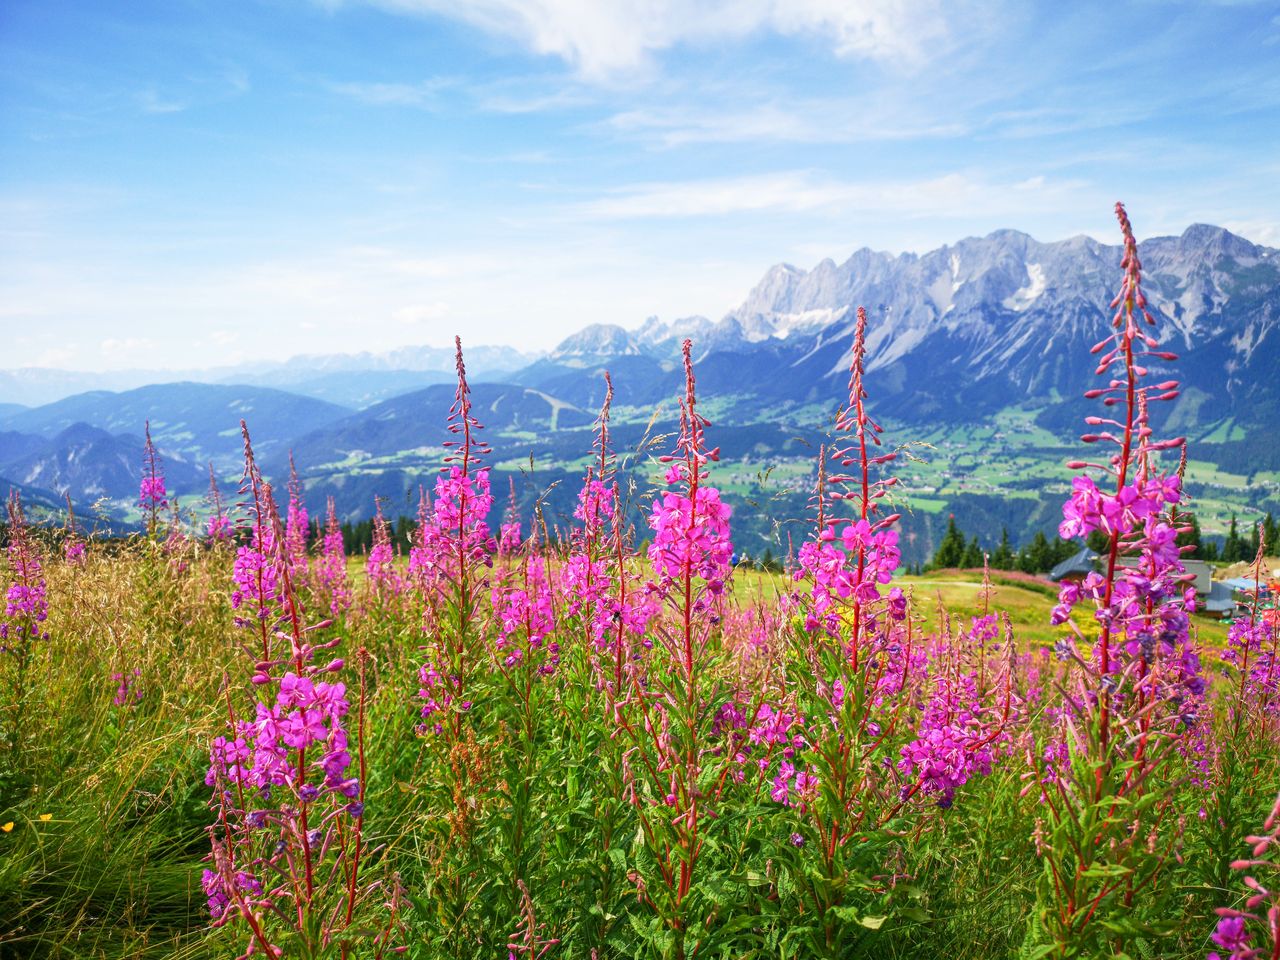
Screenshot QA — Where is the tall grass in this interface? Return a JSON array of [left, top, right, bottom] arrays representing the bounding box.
[[2, 204, 1277, 959]]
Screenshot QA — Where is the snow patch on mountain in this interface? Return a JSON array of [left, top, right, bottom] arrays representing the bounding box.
[[1002, 263, 1046, 312]]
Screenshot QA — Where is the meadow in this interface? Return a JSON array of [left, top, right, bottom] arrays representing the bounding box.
[[2, 203, 1279, 960]]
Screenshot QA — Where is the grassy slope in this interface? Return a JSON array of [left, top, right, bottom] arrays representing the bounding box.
[[734, 566, 1233, 648]]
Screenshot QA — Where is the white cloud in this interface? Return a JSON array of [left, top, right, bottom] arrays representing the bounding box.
[[29, 347, 75, 368], [1222, 219, 1280, 247], [326, 78, 455, 106], [394, 302, 451, 324], [136, 88, 187, 114], [100, 337, 158, 358], [346, 0, 952, 79], [577, 170, 1090, 221], [605, 102, 969, 147]]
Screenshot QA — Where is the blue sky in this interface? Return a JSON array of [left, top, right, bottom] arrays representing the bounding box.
[[2, 0, 1278, 371]]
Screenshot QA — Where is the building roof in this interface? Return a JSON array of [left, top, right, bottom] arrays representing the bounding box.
[[1223, 577, 1271, 595], [1049, 547, 1096, 582], [1203, 581, 1238, 614]]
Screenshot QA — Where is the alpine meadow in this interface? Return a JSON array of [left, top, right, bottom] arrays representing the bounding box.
[[3, 202, 1280, 960], [4, 3, 1280, 958]]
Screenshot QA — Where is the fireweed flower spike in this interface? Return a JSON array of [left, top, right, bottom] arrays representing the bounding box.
[[230, 426, 283, 640], [765, 308, 932, 955], [1030, 202, 1199, 957], [139, 420, 168, 538], [206, 462, 232, 545], [559, 371, 643, 675], [205, 421, 400, 955], [794, 307, 902, 661], [610, 340, 738, 957], [365, 497, 404, 603], [285, 453, 310, 587], [414, 338, 495, 744], [2, 490, 47, 760], [163, 497, 191, 573], [313, 496, 351, 617], [499, 475, 522, 557], [112, 668, 142, 707], [1207, 790, 1280, 960]]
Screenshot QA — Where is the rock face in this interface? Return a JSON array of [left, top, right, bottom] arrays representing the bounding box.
[[2, 222, 1277, 529], [533, 224, 1278, 433], [0, 422, 203, 506]]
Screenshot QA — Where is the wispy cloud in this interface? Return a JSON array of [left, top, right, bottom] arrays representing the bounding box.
[[326, 77, 455, 106], [577, 170, 1089, 221], [101, 337, 158, 357], [605, 102, 969, 147], [342, 0, 955, 80], [393, 301, 451, 325], [136, 88, 187, 114]]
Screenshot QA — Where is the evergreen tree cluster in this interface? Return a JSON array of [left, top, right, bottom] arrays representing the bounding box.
[[928, 510, 1280, 574], [1219, 511, 1278, 564], [927, 514, 1079, 574], [308, 515, 418, 557]]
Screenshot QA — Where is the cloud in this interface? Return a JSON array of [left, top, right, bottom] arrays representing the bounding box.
[[326, 77, 455, 106], [345, 0, 952, 80], [393, 302, 451, 324], [1222, 218, 1280, 247], [100, 337, 159, 358], [576, 171, 1090, 221], [605, 102, 969, 147], [136, 88, 187, 114], [29, 347, 75, 368]]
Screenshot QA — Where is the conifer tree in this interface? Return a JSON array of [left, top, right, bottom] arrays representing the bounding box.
[[1223, 513, 1246, 563], [991, 528, 1014, 570], [931, 515, 966, 569]]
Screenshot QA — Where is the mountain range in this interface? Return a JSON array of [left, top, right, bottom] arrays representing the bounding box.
[[0, 344, 537, 409], [3, 223, 1277, 562]]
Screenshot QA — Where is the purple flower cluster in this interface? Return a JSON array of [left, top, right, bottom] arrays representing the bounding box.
[[138, 421, 168, 512], [206, 514, 232, 543], [1, 493, 47, 646], [647, 485, 733, 591], [200, 865, 263, 923], [898, 670, 999, 808], [284, 462, 310, 583], [112, 668, 142, 707], [416, 661, 469, 736], [206, 672, 356, 800], [1057, 474, 1181, 542], [366, 501, 404, 599], [231, 526, 282, 626], [1207, 790, 1280, 960], [206, 465, 232, 545], [1222, 617, 1280, 709], [574, 477, 615, 543], [795, 519, 900, 633], [138, 475, 167, 509], [410, 466, 496, 587], [2, 575, 48, 644], [1051, 470, 1202, 707], [313, 497, 350, 616], [498, 521, 522, 556], [492, 558, 559, 674], [770, 761, 819, 811]]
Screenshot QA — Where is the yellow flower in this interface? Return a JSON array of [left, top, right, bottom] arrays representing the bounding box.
[[1, 822, 12, 833], [39, 814, 52, 822]]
